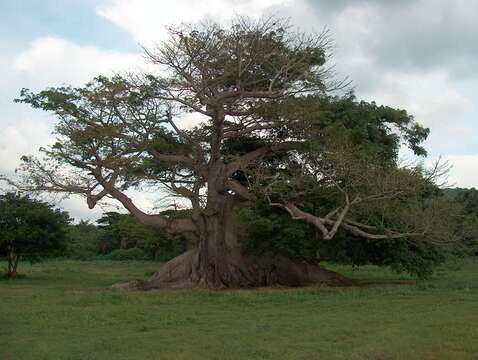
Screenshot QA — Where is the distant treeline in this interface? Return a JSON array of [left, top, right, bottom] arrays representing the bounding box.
[[65, 211, 189, 262]]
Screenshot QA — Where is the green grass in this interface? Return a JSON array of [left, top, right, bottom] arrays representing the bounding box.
[[1, 259, 477, 360]]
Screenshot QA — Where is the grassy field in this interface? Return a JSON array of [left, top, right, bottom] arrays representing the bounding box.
[[1, 259, 477, 360]]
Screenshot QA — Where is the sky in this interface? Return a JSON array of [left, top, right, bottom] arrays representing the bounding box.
[[0, 0, 477, 221]]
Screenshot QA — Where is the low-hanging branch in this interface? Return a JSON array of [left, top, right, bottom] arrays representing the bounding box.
[[269, 199, 426, 242]]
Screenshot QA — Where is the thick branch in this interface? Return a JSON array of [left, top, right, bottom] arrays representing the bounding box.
[[88, 169, 196, 234], [272, 200, 424, 242], [148, 149, 195, 167], [86, 187, 109, 209], [270, 201, 330, 238], [107, 186, 196, 233], [337, 221, 424, 240], [323, 194, 351, 240]]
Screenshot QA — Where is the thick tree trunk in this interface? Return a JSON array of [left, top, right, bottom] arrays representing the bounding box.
[[113, 198, 355, 290]]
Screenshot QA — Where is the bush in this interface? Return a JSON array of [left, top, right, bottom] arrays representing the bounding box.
[[104, 247, 148, 261]]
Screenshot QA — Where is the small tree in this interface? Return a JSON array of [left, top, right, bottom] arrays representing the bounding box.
[[0, 193, 70, 278]]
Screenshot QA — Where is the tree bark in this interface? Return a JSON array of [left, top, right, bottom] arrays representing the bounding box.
[[113, 197, 355, 290], [6, 247, 19, 279]]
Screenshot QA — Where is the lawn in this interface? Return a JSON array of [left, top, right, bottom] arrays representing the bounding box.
[[1, 258, 477, 360]]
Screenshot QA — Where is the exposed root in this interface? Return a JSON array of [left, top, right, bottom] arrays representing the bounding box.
[[112, 250, 356, 290]]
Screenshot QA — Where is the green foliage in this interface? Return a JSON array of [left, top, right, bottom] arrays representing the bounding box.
[[15, 75, 189, 190], [97, 212, 155, 254], [240, 201, 448, 279], [0, 192, 70, 277], [232, 92, 456, 279], [455, 187, 478, 213], [97, 212, 187, 261], [445, 188, 478, 254], [62, 212, 188, 262], [152, 234, 188, 262], [460, 213, 478, 254], [64, 221, 104, 260], [318, 235, 446, 279], [104, 247, 148, 261], [239, 205, 318, 261], [257, 93, 429, 161]]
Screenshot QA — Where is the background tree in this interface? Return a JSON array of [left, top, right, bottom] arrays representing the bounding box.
[[97, 211, 187, 261], [64, 220, 105, 260], [444, 188, 478, 255], [0, 192, 70, 278], [2, 18, 459, 289]]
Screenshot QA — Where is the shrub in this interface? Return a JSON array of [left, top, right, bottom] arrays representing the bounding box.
[[104, 247, 148, 261]]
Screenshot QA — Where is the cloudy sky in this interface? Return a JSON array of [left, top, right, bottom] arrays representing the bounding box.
[[0, 0, 477, 220]]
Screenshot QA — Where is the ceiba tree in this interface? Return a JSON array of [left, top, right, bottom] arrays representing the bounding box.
[[4, 18, 454, 288]]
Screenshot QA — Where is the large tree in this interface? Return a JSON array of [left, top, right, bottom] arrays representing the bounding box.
[[3, 18, 456, 288]]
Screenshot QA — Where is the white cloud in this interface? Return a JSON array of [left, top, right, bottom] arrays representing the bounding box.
[[325, 8, 473, 154], [97, 0, 290, 45], [305, 2, 473, 146], [356, 69, 472, 151], [0, 118, 102, 221], [273, 0, 477, 157], [0, 117, 51, 176], [445, 154, 478, 189], [12, 36, 145, 88], [5, 37, 144, 168]]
